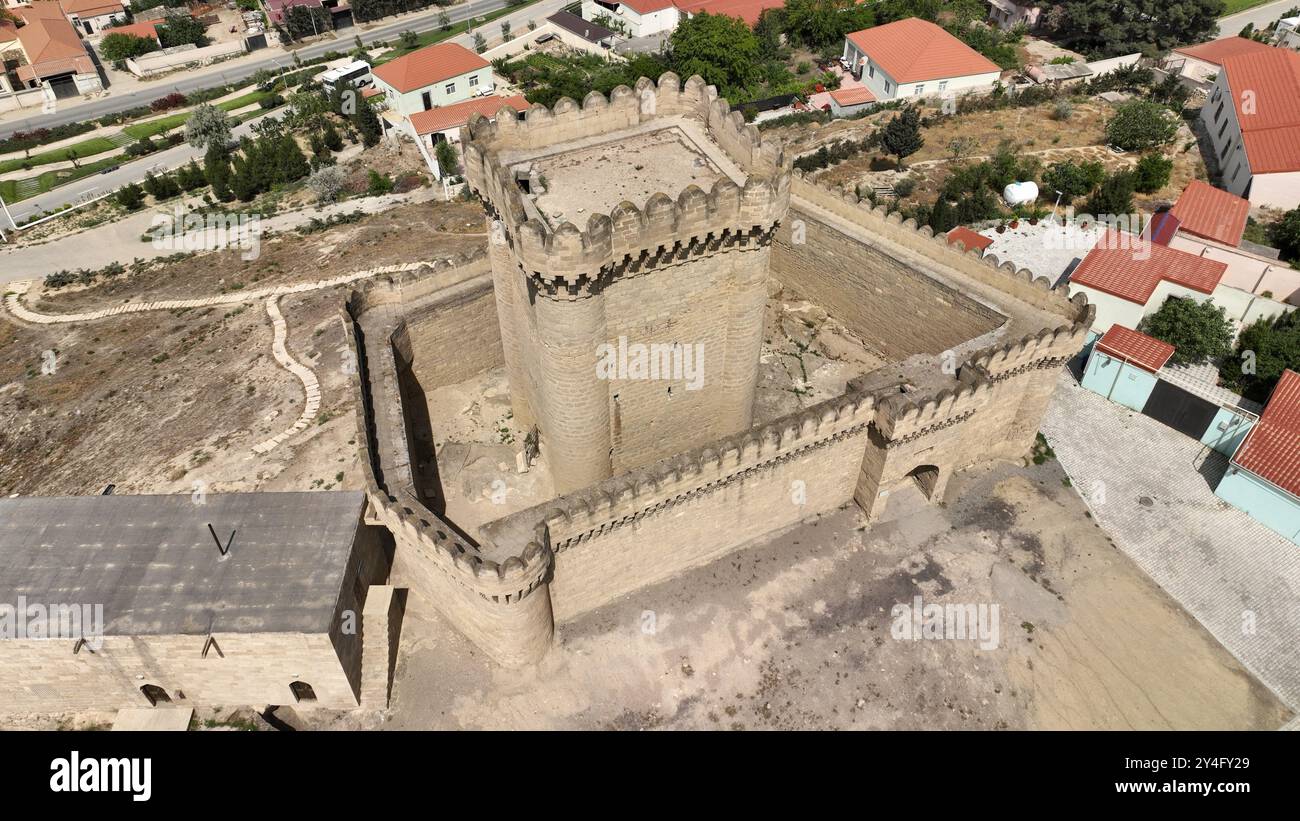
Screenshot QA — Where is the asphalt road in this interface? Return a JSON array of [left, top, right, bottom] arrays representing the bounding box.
[[0, 0, 550, 138], [6, 108, 286, 224], [1216, 0, 1296, 35]]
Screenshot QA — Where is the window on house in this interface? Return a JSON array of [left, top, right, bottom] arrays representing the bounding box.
[[469, 74, 479, 86], [1231, 163, 1241, 181], [445, 82, 456, 95], [915, 84, 925, 96], [1217, 118, 1229, 138], [1214, 102, 1223, 122], [1221, 140, 1233, 160], [868, 63, 875, 78], [421, 91, 432, 110], [938, 81, 947, 92], [884, 81, 891, 94]]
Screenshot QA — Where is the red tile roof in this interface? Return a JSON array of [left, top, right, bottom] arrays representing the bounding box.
[[1169, 180, 1249, 247], [1220, 48, 1300, 174], [372, 42, 490, 94], [61, 0, 125, 16], [1070, 228, 1228, 304], [845, 18, 1001, 84], [1233, 369, 1300, 497], [103, 20, 161, 42], [1173, 35, 1277, 66], [15, 3, 91, 67], [408, 93, 529, 136], [0, 20, 18, 43], [945, 226, 992, 252], [1095, 325, 1175, 373], [618, 0, 676, 13], [830, 85, 876, 106], [675, 0, 785, 26]]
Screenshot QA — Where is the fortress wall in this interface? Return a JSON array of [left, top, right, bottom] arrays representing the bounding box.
[[0, 632, 361, 713], [481, 392, 875, 622], [403, 273, 504, 392], [789, 177, 1088, 321], [773, 208, 1005, 358]]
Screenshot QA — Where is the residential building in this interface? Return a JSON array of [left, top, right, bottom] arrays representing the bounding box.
[[1066, 228, 1291, 339], [547, 9, 620, 50], [1164, 34, 1276, 88], [985, 0, 1040, 32], [7, 2, 101, 98], [60, 0, 125, 34], [1161, 180, 1300, 306], [408, 92, 528, 150], [100, 19, 161, 46], [841, 18, 1002, 102], [1271, 15, 1299, 50], [1199, 44, 1300, 208], [370, 42, 493, 119], [1079, 324, 1175, 412], [580, 0, 679, 38], [0, 492, 401, 712], [1217, 369, 1300, 544]]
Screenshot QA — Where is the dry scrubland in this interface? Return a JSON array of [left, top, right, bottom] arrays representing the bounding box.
[[0, 200, 485, 496]]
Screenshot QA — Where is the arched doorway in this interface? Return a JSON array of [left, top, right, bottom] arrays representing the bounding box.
[[289, 681, 317, 703], [139, 684, 171, 706], [906, 464, 941, 499]]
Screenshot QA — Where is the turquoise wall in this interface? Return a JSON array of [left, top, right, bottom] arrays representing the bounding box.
[[1200, 407, 1255, 455], [1215, 467, 1300, 544], [1081, 350, 1158, 412]]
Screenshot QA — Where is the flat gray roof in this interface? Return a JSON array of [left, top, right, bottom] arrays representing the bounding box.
[[0, 491, 365, 637]]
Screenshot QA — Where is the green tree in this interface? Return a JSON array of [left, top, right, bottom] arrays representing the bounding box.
[[880, 107, 924, 167], [229, 155, 260, 201], [143, 171, 181, 200], [435, 139, 460, 177], [115, 182, 145, 211], [100, 32, 159, 63], [352, 98, 383, 147], [204, 142, 234, 201], [473, 32, 486, 53], [184, 103, 232, 151], [158, 15, 209, 48], [1105, 99, 1178, 151], [322, 122, 344, 152], [177, 159, 208, 191], [927, 197, 958, 233], [367, 169, 394, 195], [1083, 170, 1136, 216], [668, 12, 760, 98], [1267, 207, 1300, 262], [400, 29, 419, 49], [1042, 160, 1106, 202], [782, 0, 873, 51], [276, 134, 310, 182], [1139, 297, 1234, 365], [438, 11, 451, 31], [1132, 153, 1173, 193], [1223, 312, 1300, 402], [1043, 0, 1224, 58]]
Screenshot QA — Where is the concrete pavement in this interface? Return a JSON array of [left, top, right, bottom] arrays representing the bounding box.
[[0, 0, 564, 139]]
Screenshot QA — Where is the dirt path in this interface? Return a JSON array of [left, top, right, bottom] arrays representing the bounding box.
[[3, 261, 424, 453]]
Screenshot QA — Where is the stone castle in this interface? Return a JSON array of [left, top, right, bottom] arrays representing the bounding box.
[[343, 73, 1094, 668]]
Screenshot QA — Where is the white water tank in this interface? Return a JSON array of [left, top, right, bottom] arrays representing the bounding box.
[[1003, 181, 1039, 206]]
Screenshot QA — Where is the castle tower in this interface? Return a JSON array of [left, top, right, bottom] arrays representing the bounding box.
[[462, 74, 791, 493]]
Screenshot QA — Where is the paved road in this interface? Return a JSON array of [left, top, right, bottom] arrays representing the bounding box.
[[1216, 0, 1296, 35], [1041, 372, 1300, 711], [0, 0, 558, 138], [5, 107, 286, 225]]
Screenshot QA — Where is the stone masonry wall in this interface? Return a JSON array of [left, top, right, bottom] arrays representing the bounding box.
[[404, 274, 503, 392], [0, 632, 361, 713], [773, 208, 1004, 358]]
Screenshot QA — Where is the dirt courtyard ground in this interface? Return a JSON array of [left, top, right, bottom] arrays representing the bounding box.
[[374, 456, 1291, 730]]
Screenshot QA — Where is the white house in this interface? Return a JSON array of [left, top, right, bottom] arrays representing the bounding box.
[[1067, 228, 1292, 340], [985, 0, 1040, 32], [580, 0, 679, 38], [1273, 16, 1300, 50], [841, 18, 1002, 102], [61, 0, 127, 35], [369, 42, 494, 119], [1164, 35, 1276, 88], [1198, 44, 1300, 209]]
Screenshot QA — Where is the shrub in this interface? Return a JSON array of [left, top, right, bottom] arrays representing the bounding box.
[[367, 170, 394, 195], [1106, 99, 1178, 151], [1132, 154, 1173, 193], [1139, 297, 1234, 366], [115, 183, 145, 211]]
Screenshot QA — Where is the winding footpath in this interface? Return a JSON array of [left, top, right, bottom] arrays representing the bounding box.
[[3, 262, 427, 454]]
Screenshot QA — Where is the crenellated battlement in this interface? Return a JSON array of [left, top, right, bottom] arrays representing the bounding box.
[[967, 322, 1090, 379], [462, 73, 792, 292], [787, 174, 1095, 327]]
